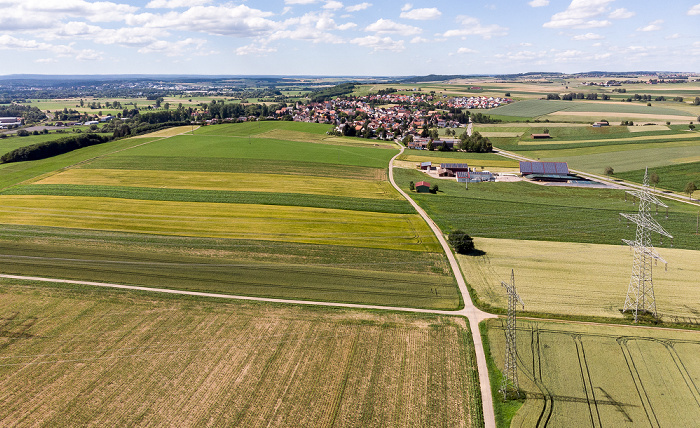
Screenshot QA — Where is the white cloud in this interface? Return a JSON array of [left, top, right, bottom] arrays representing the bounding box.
[[285, 0, 318, 4], [528, 0, 549, 7], [401, 3, 413, 12], [35, 58, 58, 64], [637, 19, 663, 32], [350, 35, 404, 52], [410, 36, 428, 43], [127, 5, 279, 37], [337, 22, 357, 30], [323, 1, 344, 10], [572, 32, 603, 40], [269, 12, 344, 43], [443, 15, 508, 39], [0, 34, 54, 51], [609, 8, 635, 19], [543, 0, 614, 29], [146, 0, 211, 8], [457, 47, 477, 54], [365, 18, 422, 35], [688, 4, 700, 15], [236, 43, 277, 56], [137, 38, 206, 55], [666, 33, 681, 39], [346, 2, 371, 12], [400, 7, 441, 20]]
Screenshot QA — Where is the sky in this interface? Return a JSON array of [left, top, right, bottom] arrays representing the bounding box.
[[1, 0, 699, 76]]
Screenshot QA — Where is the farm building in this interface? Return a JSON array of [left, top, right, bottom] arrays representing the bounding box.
[[520, 161, 581, 182], [456, 170, 495, 183], [439, 163, 470, 177], [0, 117, 22, 128], [415, 181, 431, 193], [419, 161, 432, 170], [593, 121, 609, 127], [531, 133, 551, 139]]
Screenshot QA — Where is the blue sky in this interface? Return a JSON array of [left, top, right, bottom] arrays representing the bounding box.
[[1, 0, 699, 76]]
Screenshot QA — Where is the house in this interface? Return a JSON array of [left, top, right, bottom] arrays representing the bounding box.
[[438, 163, 470, 177], [419, 161, 432, 170], [415, 181, 431, 193], [592, 121, 609, 127]]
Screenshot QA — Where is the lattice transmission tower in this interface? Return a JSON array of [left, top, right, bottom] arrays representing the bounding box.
[[500, 269, 524, 399], [620, 167, 673, 322]]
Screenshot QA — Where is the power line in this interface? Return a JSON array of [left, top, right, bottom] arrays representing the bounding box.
[[620, 167, 673, 322], [500, 269, 524, 400]]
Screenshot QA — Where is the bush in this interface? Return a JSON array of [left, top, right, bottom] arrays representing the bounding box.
[[604, 166, 614, 176], [16, 129, 29, 137], [448, 230, 475, 254], [430, 184, 439, 194], [409, 181, 415, 191], [1, 134, 110, 163]]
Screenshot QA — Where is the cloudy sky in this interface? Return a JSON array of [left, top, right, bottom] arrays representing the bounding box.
[[1, 0, 699, 76]]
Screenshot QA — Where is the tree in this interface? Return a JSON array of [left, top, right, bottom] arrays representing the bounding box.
[[448, 230, 475, 254], [685, 181, 697, 199], [604, 166, 614, 175], [427, 140, 434, 151], [650, 172, 659, 189], [690, 124, 696, 131], [409, 181, 415, 191], [430, 183, 439, 193]]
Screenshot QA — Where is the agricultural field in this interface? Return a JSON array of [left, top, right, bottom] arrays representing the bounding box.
[[457, 237, 700, 321], [397, 150, 520, 171], [0, 279, 483, 427], [617, 163, 700, 195], [393, 167, 700, 250], [484, 318, 700, 427], [488, 99, 695, 122], [0, 122, 460, 310]]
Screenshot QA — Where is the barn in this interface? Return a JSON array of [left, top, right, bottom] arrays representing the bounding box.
[[415, 181, 431, 193], [439, 163, 470, 177], [519, 161, 580, 182], [456, 170, 495, 183]]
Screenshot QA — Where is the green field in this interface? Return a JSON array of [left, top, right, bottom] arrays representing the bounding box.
[[484, 318, 700, 427], [617, 163, 700, 194], [458, 237, 700, 321], [0, 280, 482, 426], [393, 168, 700, 250], [489, 99, 695, 120]]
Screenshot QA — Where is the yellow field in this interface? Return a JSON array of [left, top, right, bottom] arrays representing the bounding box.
[[34, 168, 403, 200], [518, 131, 700, 146], [478, 132, 522, 138], [458, 237, 700, 319], [0, 195, 440, 252], [131, 126, 195, 138], [399, 155, 519, 169], [547, 111, 694, 122], [628, 125, 670, 132], [0, 281, 482, 427]]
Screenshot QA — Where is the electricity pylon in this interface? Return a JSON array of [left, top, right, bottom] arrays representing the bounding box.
[[620, 167, 672, 322], [500, 269, 524, 399]]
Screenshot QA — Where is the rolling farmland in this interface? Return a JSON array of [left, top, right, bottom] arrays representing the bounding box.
[[484, 318, 700, 427], [0, 280, 483, 427]]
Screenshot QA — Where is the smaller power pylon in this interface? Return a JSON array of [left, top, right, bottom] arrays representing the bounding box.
[[500, 269, 525, 400], [620, 167, 673, 322]]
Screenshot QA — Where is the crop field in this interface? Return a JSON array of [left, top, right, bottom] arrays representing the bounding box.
[[484, 318, 700, 427], [616, 163, 700, 195], [0, 195, 439, 251], [0, 280, 482, 427], [397, 152, 519, 170], [489, 99, 694, 120], [32, 168, 403, 200], [457, 237, 700, 321], [394, 168, 700, 250]]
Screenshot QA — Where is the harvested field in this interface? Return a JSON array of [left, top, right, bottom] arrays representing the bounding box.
[[33, 169, 403, 200], [459, 237, 700, 321], [398, 154, 519, 169], [548, 111, 694, 121], [628, 125, 670, 132], [478, 132, 522, 138], [484, 318, 700, 427], [0, 280, 482, 427], [131, 126, 194, 138], [517, 131, 700, 146], [0, 195, 440, 252]]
